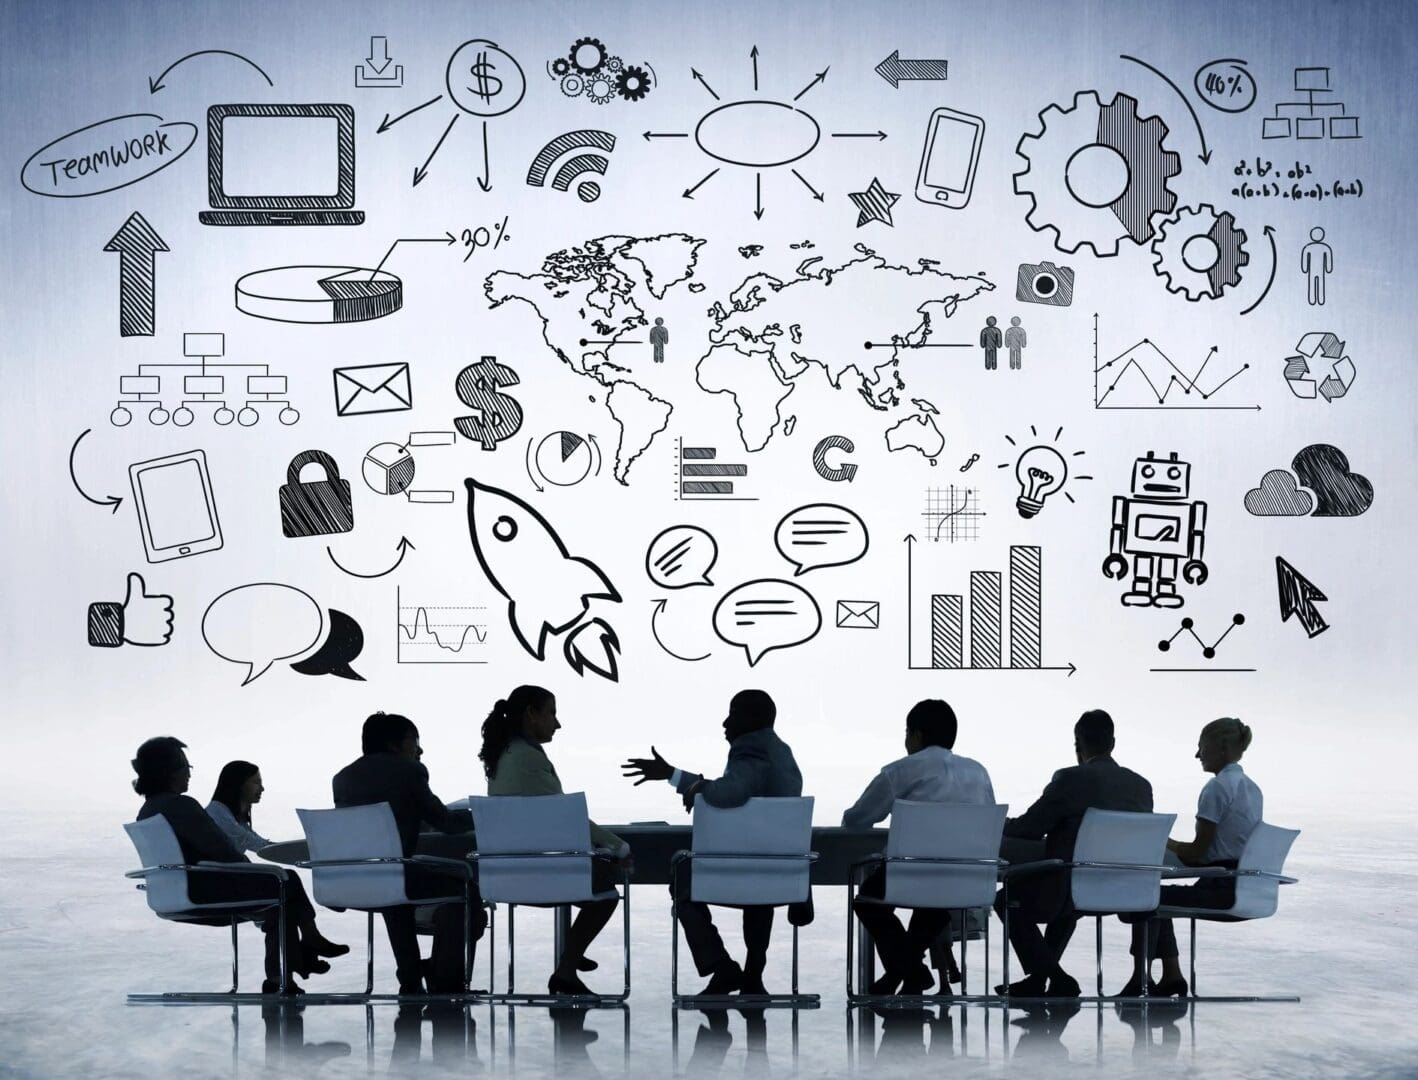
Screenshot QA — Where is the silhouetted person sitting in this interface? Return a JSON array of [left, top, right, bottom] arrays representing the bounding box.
[[994, 710, 1152, 998], [133, 737, 345, 994], [844, 699, 995, 995], [332, 712, 480, 995], [207, 760, 273, 853], [480, 684, 629, 996], [622, 689, 807, 996], [1119, 717, 1262, 998]]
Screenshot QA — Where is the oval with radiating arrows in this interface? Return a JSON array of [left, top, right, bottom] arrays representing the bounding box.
[[694, 100, 821, 168], [21, 114, 198, 198]]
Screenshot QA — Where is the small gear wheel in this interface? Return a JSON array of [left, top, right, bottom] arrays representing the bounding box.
[[585, 76, 616, 104], [604, 55, 624, 73], [1014, 90, 1181, 258], [569, 36, 607, 74], [1150, 204, 1249, 301], [616, 64, 651, 101], [550, 57, 570, 77], [560, 73, 585, 97]]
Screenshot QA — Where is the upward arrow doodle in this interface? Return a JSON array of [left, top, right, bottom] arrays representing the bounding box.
[[103, 212, 168, 337], [1276, 557, 1329, 638]]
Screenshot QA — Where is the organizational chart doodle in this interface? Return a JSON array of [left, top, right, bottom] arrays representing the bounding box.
[[43, 20, 1369, 688]]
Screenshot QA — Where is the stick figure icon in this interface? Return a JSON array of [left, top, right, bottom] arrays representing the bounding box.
[[650, 317, 669, 363]]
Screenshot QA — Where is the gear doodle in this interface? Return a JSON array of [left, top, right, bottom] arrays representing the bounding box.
[[605, 56, 624, 73], [1014, 90, 1181, 258], [585, 76, 616, 104], [560, 73, 585, 97], [1151, 204, 1249, 301], [551, 57, 570, 77], [569, 36, 607, 75], [616, 64, 652, 101]]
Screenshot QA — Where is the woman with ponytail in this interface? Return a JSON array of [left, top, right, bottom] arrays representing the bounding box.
[[480, 686, 629, 995], [1121, 717, 1263, 998]]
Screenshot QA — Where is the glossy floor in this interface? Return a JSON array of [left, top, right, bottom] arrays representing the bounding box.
[[1, 810, 1415, 1078]]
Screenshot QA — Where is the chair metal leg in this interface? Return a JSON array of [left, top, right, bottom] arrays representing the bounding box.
[[1141, 916, 1151, 1002], [792, 924, 800, 996], [1095, 915, 1103, 998], [230, 919, 240, 994], [622, 879, 632, 999], [845, 871, 855, 998], [365, 912, 375, 996], [959, 909, 967, 994], [671, 895, 680, 1002], [507, 904, 516, 996], [984, 910, 991, 1000], [486, 904, 496, 996], [1189, 917, 1197, 997], [464, 880, 474, 992], [1002, 883, 1011, 996], [276, 877, 289, 993]]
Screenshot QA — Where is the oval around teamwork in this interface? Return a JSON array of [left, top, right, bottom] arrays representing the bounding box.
[[694, 100, 821, 168], [21, 113, 198, 198]]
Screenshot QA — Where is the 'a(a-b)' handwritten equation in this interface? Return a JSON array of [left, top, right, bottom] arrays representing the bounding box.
[[1231, 158, 1363, 202]]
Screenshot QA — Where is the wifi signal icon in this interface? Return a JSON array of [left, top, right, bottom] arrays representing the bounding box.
[[526, 129, 616, 203]]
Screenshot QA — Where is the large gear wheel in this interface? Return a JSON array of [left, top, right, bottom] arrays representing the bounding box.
[[585, 75, 616, 104], [1151, 204, 1249, 301], [560, 73, 585, 97], [1014, 90, 1181, 258], [569, 36, 607, 75], [615, 64, 651, 101]]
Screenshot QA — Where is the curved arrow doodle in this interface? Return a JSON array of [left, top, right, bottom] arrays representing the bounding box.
[[651, 599, 711, 662], [326, 537, 415, 579], [1120, 53, 1211, 163], [69, 429, 123, 512], [148, 50, 273, 93], [1240, 226, 1277, 317]]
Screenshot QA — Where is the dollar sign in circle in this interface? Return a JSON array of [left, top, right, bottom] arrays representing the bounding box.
[[455, 356, 524, 451], [469, 50, 503, 103]]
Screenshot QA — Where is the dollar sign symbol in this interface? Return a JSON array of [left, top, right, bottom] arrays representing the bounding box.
[[469, 49, 503, 104], [455, 356, 524, 451]]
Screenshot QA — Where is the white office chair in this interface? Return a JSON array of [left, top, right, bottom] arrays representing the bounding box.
[[467, 793, 630, 1003], [671, 796, 818, 1006], [1155, 822, 1300, 1001], [123, 817, 291, 1002], [1072, 808, 1177, 1000], [846, 801, 1008, 1003], [297, 803, 482, 998]]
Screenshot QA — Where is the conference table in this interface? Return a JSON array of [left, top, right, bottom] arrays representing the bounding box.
[[260, 825, 1047, 994]]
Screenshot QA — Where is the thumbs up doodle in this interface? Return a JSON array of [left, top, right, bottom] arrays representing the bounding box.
[[87, 572, 175, 647]]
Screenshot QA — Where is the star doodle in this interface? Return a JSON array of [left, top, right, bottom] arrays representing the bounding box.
[[848, 177, 900, 227]]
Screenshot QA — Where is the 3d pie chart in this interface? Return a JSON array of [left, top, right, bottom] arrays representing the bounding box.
[[235, 265, 403, 324]]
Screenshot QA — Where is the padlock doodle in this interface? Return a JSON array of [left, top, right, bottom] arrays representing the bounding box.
[[454, 356, 525, 451], [279, 449, 354, 538]]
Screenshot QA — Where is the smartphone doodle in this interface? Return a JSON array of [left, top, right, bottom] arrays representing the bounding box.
[[128, 449, 224, 563], [915, 107, 985, 209]]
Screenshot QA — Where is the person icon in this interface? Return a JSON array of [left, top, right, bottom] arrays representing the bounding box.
[[650, 317, 669, 363], [1005, 316, 1028, 370], [980, 317, 1002, 370], [1301, 227, 1333, 306]]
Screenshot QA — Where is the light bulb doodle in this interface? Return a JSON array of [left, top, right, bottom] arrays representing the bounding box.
[[998, 426, 1092, 519]]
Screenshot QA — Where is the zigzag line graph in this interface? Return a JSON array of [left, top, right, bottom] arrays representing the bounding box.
[[1092, 314, 1258, 410]]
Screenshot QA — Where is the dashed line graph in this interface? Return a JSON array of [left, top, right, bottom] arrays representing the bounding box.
[[396, 587, 489, 664], [1093, 314, 1258, 410]]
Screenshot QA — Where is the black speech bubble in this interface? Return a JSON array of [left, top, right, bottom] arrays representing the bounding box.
[[290, 608, 366, 681]]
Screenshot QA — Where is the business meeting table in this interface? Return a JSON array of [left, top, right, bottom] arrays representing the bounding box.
[[260, 825, 1048, 995]]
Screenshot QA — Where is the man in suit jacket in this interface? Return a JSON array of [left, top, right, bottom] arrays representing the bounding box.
[[623, 689, 806, 995], [332, 712, 479, 995], [994, 709, 1152, 998]]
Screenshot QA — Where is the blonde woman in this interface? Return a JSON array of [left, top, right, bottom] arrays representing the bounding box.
[[1121, 717, 1261, 997]]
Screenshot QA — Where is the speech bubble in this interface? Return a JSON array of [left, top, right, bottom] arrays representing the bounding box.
[[774, 503, 869, 576], [712, 579, 822, 667], [646, 525, 718, 589], [290, 609, 367, 682], [202, 583, 323, 686]]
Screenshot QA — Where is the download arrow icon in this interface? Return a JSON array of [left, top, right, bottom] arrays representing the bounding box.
[[1276, 556, 1329, 638]]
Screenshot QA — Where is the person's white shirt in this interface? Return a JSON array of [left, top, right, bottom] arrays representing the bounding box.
[[1196, 762, 1263, 863], [205, 799, 273, 853], [841, 745, 995, 827]]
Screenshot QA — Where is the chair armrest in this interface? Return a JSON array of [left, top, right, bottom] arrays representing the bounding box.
[[409, 854, 474, 877], [999, 858, 1067, 880], [1161, 865, 1232, 880], [298, 856, 415, 869], [193, 861, 290, 877], [468, 850, 595, 861], [1068, 860, 1173, 873], [671, 850, 820, 867]]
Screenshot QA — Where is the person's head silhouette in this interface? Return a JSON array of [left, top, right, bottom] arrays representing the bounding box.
[[985, 316, 997, 327], [1310, 226, 1325, 242], [654, 317, 664, 326], [1010, 316, 1021, 327]]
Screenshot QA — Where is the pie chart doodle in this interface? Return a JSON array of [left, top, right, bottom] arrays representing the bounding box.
[[235, 265, 403, 324], [527, 431, 600, 489]]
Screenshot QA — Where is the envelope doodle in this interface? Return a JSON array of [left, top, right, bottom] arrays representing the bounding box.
[[333, 362, 413, 416], [836, 600, 880, 629]]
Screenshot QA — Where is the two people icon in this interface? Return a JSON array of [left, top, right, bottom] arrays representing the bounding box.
[[980, 316, 1027, 370], [1301, 227, 1333, 306]]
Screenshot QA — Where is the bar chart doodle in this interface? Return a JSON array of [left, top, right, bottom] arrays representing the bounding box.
[[395, 586, 489, 664], [904, 536, 1073, 673], [922, 486, 985, 542], [674, 435, 755, 501], [1152, 613, 1253, 671]]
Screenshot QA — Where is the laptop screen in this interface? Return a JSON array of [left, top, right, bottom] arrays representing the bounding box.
[[206, 104, 356, 209]]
